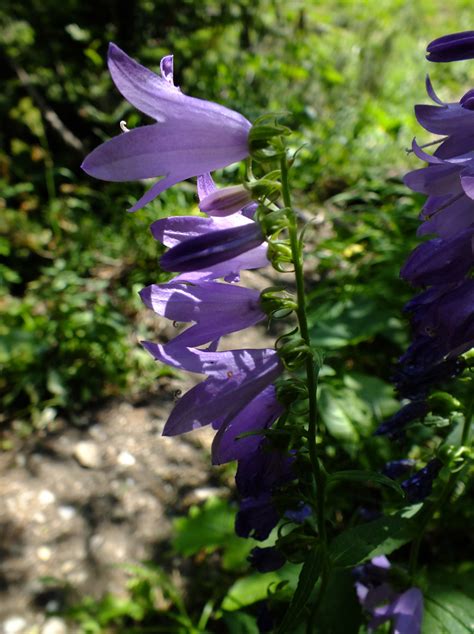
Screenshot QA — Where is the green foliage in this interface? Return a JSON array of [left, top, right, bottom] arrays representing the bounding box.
[[423, 565, 474, 634], [329, 505, 422, 568], [173, 497, 253, 571]]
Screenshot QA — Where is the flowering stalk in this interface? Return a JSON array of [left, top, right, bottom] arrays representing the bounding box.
[[279, 153, 330, 615]]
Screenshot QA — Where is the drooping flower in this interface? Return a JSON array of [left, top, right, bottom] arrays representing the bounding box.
[[427, 31, 474, 63], [354, 557, 424, 634], [401, 458, 442, 503], [82, 44, 251, 211], [382, 459, 415, 480], [159, 221, 264, 272], [141, 343, 283, 436], [199, 184, 253, 217], [400, 227, 474, 286], [375, 401, 428, 437], [150, 213, 267, 282], [248, 547, 286, 572], [211, 385, 284, 465], [140, 280, 265, 348]]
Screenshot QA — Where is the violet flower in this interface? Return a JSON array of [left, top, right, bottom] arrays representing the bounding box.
[[151, 214, 267, 282], [427, 31, 474, 63], [82, 44, 251, 211], [199, 184, 253, 217], [400, 227, 474, 286], [401, 459, 442, 503], [248, 547, 285, 572], [375, 401, 428, 437], [211, 385, 284, 465], [141, 343, 282, 436], [159, 221, 264, 272], [140, 280, 265, 348], [354, 557, 423, 634]]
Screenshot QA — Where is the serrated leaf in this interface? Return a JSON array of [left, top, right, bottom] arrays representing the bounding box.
[[330, 470, 404, 497], [329, 505, 421, 568], [423, 565, 474, 633], [276, 548, 322, 633]]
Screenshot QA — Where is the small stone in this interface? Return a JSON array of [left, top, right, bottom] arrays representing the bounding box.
[[41, 618, 67, 634], [38, 490, 56, 505], [3, 617, 27, 634], [117, 451, 136, 467], [73, 441, 101, 469], [58, 505, 75, 520], [37, 546, 52, 561]]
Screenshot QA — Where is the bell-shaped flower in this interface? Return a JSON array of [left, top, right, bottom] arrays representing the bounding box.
[[141, 343, 283, 436], [354, 557, 423, 634], [139, 280, 265, 348], [401, 458, 442, 503], [159, 221, 264, 272], [427, 30, 474, 62], [400, 227, 474, 286], [151, 214, 267, 282], [82, 43, 251, 211], [199, 184, 253, 217], [211, 385, 283, 465]]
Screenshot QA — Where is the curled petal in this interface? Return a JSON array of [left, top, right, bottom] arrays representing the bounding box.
[[159, 222, 264, 272], [427, 30, 474, 62], [140, 281, 264, 347]]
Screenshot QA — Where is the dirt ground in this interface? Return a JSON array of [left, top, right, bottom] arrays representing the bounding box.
[[0, 269, 288, 634]]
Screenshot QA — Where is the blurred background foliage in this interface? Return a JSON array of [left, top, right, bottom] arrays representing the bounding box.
[[2, 0, 474, 629], [1, 0, 474, 433]]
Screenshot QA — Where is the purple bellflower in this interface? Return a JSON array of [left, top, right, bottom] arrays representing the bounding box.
[[427, 31, 474, 63], [140, 280, 265, 348], [375, 401, 428, 437], [151, 214, 267, 282], [159, 221, 264, 272], [401, 458, 442, 503], [400, 227, 474, 286], [199, 184, 253, 217], [211, 385, 284, 465], [248, 546, 286, 572], [141, 343, 283, 436], [354, 557, 423, 634], [82, 44, 251, 211]]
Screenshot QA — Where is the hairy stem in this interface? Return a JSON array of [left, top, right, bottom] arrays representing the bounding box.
[[280, 154, 328, 628]]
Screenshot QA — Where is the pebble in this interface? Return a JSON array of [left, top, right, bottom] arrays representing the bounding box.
[[38, 490, 56, 505], [73, 441, 101, 469], [3, 617, 27, 634], [117, 451, 136, 467], [58, 505, 75, 521], [37, 546, 52, 561], [41, 618, 67, 634]]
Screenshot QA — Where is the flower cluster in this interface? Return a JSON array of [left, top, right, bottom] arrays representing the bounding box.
[[376, 34, 474, 463], [82, 44, 296, 554]]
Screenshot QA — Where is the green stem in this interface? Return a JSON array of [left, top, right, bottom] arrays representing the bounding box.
[[280, 155, 328, 628]]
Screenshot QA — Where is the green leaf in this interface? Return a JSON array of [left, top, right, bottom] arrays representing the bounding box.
[[221, 572, 283, 611], [329, 505, 421, 568], [222, 611, 259, 634], [276, 548, 322, 634], [330, 470, 404, 497], [318, 385, 373, 443], [308, 298, 394, 349], [173, 497, 252, 571], [316, 569, 363, 634], [423, 565, 474, 633], [222, 564, 301, 611]]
